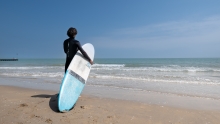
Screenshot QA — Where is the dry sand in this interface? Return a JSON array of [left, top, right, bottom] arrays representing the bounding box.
[[1, 85, 220, 124]]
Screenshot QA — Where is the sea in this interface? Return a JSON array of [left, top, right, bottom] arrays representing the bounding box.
[[1, 58, 220, 109]]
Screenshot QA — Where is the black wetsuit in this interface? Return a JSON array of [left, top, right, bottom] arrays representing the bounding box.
[[63, 37, 91, 73]]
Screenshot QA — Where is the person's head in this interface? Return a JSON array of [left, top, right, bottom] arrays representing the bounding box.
[[67, 27, 77, 38]]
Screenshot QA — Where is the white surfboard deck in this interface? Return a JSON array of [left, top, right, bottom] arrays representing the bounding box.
[[58, 43, 94, 112]]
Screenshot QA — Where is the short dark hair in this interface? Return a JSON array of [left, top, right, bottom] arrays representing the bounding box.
[[67, 27, 77, 38]]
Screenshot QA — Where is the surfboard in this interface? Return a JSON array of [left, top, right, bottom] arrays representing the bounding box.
[[58, 43, 95, 112]]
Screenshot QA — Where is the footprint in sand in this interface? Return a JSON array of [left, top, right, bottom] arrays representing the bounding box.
[[45, 118, 53, 124], [107, 116, 113, 119], [80, 106, 85, 109], [20, 103, 28, 107]]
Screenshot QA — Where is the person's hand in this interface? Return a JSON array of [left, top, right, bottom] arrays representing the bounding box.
[[89, 60, 93, 65]]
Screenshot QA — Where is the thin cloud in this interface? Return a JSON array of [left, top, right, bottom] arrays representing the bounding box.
[[91, 15, 220, 50]]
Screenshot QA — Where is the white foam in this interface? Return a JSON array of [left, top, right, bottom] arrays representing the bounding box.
[[92, 64, 125, 70], [92, 65, 220, 72], [1, 72, 63, 78], [93, 64, 124, 67], [89, 74, 220, 85]]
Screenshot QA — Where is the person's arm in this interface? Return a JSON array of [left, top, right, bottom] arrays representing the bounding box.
[[76, 41, 93, 65], [63, 40, 68, 54]]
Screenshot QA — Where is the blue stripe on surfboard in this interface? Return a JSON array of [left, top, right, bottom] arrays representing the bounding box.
[[58, 70, 85, 112]]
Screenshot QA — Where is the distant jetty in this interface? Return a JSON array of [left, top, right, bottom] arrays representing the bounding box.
[[0, 58, 18, 61]]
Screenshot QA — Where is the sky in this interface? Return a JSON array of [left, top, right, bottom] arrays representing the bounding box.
[[0, 0, 220, 58]]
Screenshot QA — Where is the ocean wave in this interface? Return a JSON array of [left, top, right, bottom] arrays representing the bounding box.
[[0, 72, 63, 78], [92, 64, 125, 70], [1, 64, 219, 73], [93, 64, 125, 67], [92, 65, 220, 72], [89, 75, 220, 85]]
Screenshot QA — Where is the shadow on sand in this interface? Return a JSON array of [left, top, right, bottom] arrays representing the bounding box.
[[31, 94, 59, 113]]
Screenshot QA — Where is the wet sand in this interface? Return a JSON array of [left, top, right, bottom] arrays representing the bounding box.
[[1, 85, 220, 124]]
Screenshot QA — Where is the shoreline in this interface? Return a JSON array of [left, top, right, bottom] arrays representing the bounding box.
[[1, 85, 220, 124], [1, 75, 220, 111]]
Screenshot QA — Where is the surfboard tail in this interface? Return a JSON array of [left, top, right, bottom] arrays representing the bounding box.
[[58, 71, 85, 112]]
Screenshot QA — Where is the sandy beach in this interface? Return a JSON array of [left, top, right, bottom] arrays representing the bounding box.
[[0, 85, 220, 124]]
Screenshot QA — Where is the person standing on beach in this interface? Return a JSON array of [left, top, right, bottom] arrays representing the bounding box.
[[63, 27, 93, 73]]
